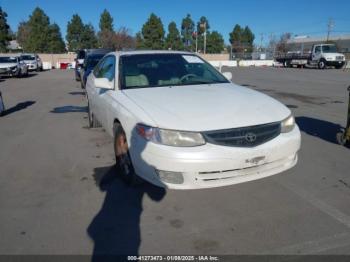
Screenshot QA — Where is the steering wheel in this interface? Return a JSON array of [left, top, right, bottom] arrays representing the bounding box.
[[180, 74, 197, 83]]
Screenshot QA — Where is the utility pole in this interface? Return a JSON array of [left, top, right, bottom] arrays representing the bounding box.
[[260, 33, 264, 51], [203, 22, 207, 54], [327, 18, 334, 42]]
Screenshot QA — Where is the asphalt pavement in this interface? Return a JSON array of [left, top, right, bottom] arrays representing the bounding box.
[[0, 68, 350, 256]]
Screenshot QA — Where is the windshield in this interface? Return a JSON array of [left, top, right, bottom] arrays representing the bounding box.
[[86, 54, 105, 69], [322, 45, 337, 53], [120, 54, 229, 89], [21, 55, 36, 60], [0, 57, 17, 63]]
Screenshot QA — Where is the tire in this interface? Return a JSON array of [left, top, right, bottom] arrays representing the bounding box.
[[318, 59, 326, 69], [113, 123, 141, 186], [336, 131, 348, 146], [17, 69, 22, 78], [87, 101, 101, 128]]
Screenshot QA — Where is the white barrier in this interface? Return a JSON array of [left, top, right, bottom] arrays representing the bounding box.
[[209, 60, 238, 68], [238, 60, 274, 67], [42, 62, 52, 70]]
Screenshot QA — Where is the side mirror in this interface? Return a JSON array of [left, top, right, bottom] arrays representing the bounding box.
[[94, 78, 114, 90], [223, 72, 232, 81]]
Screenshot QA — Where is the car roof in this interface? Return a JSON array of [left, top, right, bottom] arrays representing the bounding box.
[[110, 50, 194, 57]]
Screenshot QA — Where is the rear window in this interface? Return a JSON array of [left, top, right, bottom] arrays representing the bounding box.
[[77, 50, 86, 59]]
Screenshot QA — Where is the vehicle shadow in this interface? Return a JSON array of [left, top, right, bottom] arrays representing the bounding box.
[[50, 105, 87, 113], [69, 91, 85, 96], [87, 126, 166, 260], [296, 116, 343, 144], [2, 101, 36, 116]]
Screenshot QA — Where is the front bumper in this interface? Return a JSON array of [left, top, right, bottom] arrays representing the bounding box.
[[131, 126, 301, 189], [325, 61, 345, 67]]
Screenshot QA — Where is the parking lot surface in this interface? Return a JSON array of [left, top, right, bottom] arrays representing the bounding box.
[[0, 68, 350, 255]]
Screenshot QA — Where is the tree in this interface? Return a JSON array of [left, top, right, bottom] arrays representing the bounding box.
[[0, 7, 11, 52], [206, 31, 224, 53], [276, 32, 291, 53], [165, 22, 183, 50], [113, 27, 135, 50], [80, 23, 98, 49], [99, 9, 113, 32], [195, 16, 210, 52], [24, 7, 51, 53], [141, 13, 165, 49], [17, 22, 30, 49], [98, 9, 114, 48], [47, 23, 66, 53], [66, 14, 85, 51], [229, 24, 255, 57], [135, 32, 144, 49], [196, 16, 210, 36], [181, 14, 194, 51], [242, 26, 255, 53]]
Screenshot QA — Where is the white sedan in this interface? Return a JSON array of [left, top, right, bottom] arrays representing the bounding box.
[[86, 51, 301, 189]]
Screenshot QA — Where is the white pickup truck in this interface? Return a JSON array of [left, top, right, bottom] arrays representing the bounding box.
[[275, 43, 346, 69]]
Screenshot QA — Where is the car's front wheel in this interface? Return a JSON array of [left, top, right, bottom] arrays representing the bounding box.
[[87, 100, 100, 128], [113, 123, 139, 185]]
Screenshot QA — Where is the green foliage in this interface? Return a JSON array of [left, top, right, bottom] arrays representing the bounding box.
[[141, 13, 165, 50], [135, 32, 145, 49], [206, 31, 224, 53], [229, 24, 255, 54], [181, 14, 194, 51], [81, 24, 98, 49], [66, 14, 98, 51], [16, 21, 30, 49], [98, 9, 114, 48], [66, 14, 85, 51], [196, 16, 210, 36], [0, 7, 11, 52], [99, 9, 114, 32], [23, 7, 51, 53], [165, 22, 183, 51], [47, 23, 66, 53]]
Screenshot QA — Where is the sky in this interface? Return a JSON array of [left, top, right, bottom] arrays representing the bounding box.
[[1, 0, 350, 45]]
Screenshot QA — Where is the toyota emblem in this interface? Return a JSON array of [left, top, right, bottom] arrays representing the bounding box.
[[245, 132, 257, 143]]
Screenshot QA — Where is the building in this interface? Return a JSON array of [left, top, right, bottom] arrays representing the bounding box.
[[287, 35, 350, 53]]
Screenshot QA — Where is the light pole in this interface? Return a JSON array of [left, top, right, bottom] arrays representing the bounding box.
[[203, 22, 207, 54]]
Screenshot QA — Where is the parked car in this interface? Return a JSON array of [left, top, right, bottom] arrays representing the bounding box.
[[20, 53, 43, 71], [0, 91, 5, 116], [0, 56, 28, 78], [75, 49, 113, 82], [86, 51, 301, 189], [80, 50, 112, 89]]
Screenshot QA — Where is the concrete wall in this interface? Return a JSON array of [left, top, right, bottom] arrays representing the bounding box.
[[199, 53, 230, 61]]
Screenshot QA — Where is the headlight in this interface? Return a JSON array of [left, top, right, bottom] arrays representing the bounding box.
[[281, 115, 295, 133], [136, 124, 205, 147]]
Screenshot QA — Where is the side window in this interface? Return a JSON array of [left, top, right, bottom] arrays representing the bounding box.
[[93, 59, 106, 78], [97, 56, 115, 82], [315, 46, 321, 53]]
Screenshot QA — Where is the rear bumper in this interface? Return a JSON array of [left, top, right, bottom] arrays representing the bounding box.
[[131, 125, 301, 189]]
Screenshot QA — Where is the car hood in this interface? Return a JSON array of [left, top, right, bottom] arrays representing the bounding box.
[[323, 53, 344, 58], [123, 83, 291, 131], [0, 63, 17, 68]]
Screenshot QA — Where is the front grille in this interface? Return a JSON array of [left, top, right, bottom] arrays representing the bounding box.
[[336, 56, 343, 61], [203, 122, 281, 147]]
